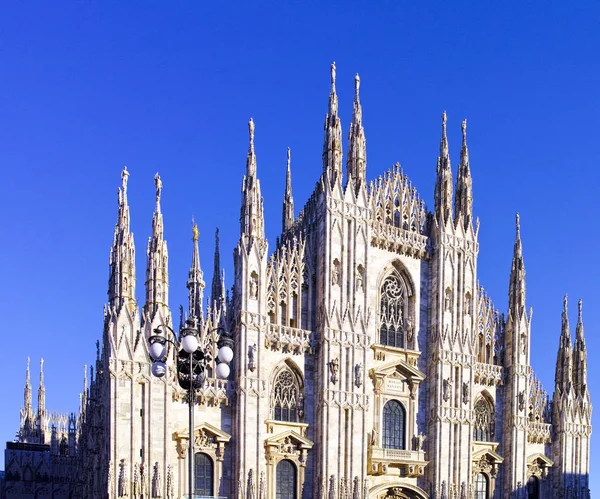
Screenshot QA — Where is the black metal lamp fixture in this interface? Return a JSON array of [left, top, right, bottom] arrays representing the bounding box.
[[148, 319, 234, 499]]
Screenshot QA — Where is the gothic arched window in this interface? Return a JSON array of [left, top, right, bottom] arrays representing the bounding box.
[[194, 453, 214, 497], [382, 400, 406, 450], [473, 398, 494, 442], [272, 368, 301, 422], [276, 459, 297, 499], [379, 271, 410, 349], [475, 473, 488, 499]]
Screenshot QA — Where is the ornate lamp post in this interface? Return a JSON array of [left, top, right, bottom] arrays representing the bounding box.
[[148, 319, 234, 499]]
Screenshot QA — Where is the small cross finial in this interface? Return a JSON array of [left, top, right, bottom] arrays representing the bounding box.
[[331, 62, 336, 86]]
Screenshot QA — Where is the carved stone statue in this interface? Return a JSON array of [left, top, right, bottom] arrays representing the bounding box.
[[248, 344, 257, 372], [354, 363, 363, 388], [152, 462, 161, 498], [118, 459, 128, 497], [329, 357, 339, 384], [462, 381, 469, 405], [443, 378, 452, 402]]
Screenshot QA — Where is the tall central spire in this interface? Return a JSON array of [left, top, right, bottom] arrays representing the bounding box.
[[346, 73, 367, 192], [322, 62, 343, 186], [108, 166, 137, 313], [433, 112, 453, 226], [143, 172, 169, 322], [187, 220, 205, 321], [282, 147, 295, 232], [240, 119, 265, 238], [454, 119, 473, 230]]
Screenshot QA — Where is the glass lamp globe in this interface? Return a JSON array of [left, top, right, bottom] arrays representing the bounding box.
[[215, 362, 231, 380], [149, 342, 166, 361], [218, 345, 234, 364], [151, 361, 167, 378], [181, 334, 199, 354]]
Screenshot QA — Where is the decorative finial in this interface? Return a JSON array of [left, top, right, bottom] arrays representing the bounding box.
[[27, 356, 30, 371], [192, 219, 199, 242], [461, 119, 467, 143], [154, 173, 162, 206], [249, 118, 255, 145], [354, 73, 360, 96], [121, 166, 129, 192], [442, 111, 447, 126], [331, 62, 336, 86], [578, 298, 583, 321], [40, 358, 44, 371], [515, 213, 520, 235], [563, 294, 568, 312]]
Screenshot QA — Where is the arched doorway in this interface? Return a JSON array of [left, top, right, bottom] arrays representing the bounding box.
[[527, 476, 539, 499], [276, 459, 297, 499]]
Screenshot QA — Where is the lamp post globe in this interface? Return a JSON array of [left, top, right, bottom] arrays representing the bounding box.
[[149, 342, 166, 361], [181, 334, 199, 354], [215, 362, 231, 380], [151, 361, 167, 378], [218, 345, 234, 364]]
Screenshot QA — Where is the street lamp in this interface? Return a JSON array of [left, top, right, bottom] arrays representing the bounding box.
[[148, 319, 234, 499]]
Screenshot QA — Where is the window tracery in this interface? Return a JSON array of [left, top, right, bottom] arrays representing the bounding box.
[[272, 368, 301, 422], [379, 271, 411, 349], [473, 398, 495, 442]]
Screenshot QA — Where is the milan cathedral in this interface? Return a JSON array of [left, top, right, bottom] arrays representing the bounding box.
[[3, 64, 592, 499]]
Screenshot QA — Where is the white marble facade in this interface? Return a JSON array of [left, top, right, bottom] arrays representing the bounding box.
[[73, 64, 591, 499]]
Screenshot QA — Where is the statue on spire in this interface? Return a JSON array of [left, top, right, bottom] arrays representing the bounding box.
[[154, 173, 162, 208], [121, 166, 129, 193]]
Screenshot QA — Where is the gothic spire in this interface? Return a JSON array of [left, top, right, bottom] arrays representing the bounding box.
[[211, 228, 222, 307], [346, 73, 367, 192], [433, 112, 453, 226], [24, 356, 32, 421], [282, 147, 294, 233], [143, 172, 169, 322], [322, 62, 343, 186], [108, 166, 136, 313], [454, 119, 473, 230], [573, 299, 588, 397], [187, 220, 205, 321], [508, 213, 526, 318], [240, 119, 265, 238], [37, 358, 45, 419], [555, 295, 573, 395]]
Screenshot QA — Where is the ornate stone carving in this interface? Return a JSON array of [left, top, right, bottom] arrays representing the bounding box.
[[152, 462, 161, 498], [443, 377, 452, 402], [248, 344, 257, 372], [462, 382, 469, 405], [354, 363, 363, 388], [329, 358, 339, 384], [118, 459, 128, 497]]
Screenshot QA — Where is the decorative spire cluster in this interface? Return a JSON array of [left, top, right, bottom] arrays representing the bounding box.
[[108, 166, 137, 313], [23, 356, 33, 425], [282, 147, 294, 232], [143, 173, 169, 322], [346, 73, 366, 192], [187, 220, 205, 321], [433, 112, 453, 226], [240, 118, 265, 239], [322, 62, 343, 186], [454, 119, 473, 229], [554, 296, 589, 398]]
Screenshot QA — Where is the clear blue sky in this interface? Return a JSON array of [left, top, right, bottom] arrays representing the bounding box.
[[1, 0, 598, 487]]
